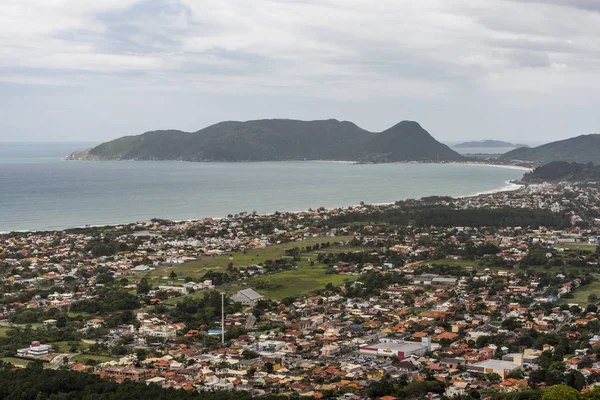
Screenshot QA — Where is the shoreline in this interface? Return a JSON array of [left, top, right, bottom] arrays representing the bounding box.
[[0, 166, 527, 235]]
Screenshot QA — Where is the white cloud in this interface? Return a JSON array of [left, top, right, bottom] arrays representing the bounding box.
[[0, 0, 599, 141]]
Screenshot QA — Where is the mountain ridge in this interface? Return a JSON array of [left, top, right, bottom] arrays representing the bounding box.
[[500, 134, 600, 164], [67, 119, 467, 163]]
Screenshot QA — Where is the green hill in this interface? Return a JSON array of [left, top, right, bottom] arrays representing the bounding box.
[[521, 161, 600, 183], [67, 119, 467, 163], [501, 134, 600, 164]]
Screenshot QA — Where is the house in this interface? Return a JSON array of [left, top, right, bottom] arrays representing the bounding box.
[[230, 288, 264, 306]]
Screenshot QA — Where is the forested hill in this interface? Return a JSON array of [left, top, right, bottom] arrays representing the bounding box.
[[500, 134, 600, 164], [66, 119, 467, 163], [521, 161, 600, 183]]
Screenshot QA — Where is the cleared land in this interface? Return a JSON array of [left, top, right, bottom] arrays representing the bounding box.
[[226, 264, 358, 300], [0, 357, 30, 368], [559, 278, 600, 307], [139, 236, 353, 283], [71, 354, 118, 364]]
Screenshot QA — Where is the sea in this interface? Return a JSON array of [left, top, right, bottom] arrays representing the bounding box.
[[0, 142, 527, 233]]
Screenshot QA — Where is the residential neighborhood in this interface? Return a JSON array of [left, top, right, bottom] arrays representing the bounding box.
[[3, 182, 600, 398]]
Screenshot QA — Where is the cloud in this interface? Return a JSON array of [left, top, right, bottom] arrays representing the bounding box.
[[0, 0, 599, 141]]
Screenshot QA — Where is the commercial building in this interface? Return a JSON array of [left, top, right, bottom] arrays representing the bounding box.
[[17, 341, 52, 357], [230, 288, 264, 306], [467, 354, 523, 378], [358, 337, 431, 359]]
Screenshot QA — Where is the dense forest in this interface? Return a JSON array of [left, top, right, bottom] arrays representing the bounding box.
[[324, 206, 570, 228], [522, 161, 600, 183], [67, 119, 466, 163], [501, 134, 600, 164]]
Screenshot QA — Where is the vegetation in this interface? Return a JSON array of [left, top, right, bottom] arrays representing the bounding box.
[[0, 362, 287, 400], [69, 119, 466, 163], [522, 161, 600, 183], [501, 134, 600, 164]]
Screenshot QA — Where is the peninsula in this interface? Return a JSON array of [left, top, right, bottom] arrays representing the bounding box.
[[66, 119, 467, 163]]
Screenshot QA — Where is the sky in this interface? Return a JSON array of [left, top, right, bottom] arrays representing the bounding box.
[[0, 0, 599, 144]]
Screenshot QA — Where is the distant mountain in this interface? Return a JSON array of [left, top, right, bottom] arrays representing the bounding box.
[[67, 119, 467, 163], [454, 140, 525, 148], [500, 134, 600, 164], [521, 161, 600, 183]]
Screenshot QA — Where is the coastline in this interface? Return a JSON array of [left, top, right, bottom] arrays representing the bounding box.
[[0, 164, 527, 235]]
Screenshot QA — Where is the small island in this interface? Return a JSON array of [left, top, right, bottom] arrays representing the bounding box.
[[454, 140, 528, 148]]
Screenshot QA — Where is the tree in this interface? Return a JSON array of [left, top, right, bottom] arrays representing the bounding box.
[[542, 385, 581, 400], [264, 362, 274, 373], [567, 370, 586, 391], [137, 278, 151, 295], [484, 372, 501, 384], [589, 293, 598, 302], [169, 270, 178, 280]]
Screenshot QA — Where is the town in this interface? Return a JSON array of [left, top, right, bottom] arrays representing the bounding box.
[[2, 182, 600, 399]]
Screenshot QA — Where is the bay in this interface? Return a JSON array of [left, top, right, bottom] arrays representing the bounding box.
[[0, 143, 526, 232]]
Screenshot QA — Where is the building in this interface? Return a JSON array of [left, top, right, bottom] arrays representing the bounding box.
[[359, 338, 430, 359], [157, 285, 187, 295], [230, 288, 264, 306], [101, 366, 153, 383], [17, 341, 52, 357], [468, 354, 523, 378]]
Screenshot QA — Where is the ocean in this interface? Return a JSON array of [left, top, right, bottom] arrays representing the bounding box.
[[0, 143, 526, 232]]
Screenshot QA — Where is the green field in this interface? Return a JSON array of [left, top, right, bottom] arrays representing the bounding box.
[[557, 243, 596, 252], [559, 278, 600, 306], [139, 236, 353, 281], [0, 357, 30, 368], [71, 354, 118, 364], [427, 259, 477, 268], [225, 262, 358, 300], [0, 326, 12, 337], [52, 340, 90, 353]]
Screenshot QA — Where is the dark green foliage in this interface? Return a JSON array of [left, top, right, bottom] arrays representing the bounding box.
[[501, 134, 600, 164], [78, 119, 466, 163], [0, 362, 287, 400], [522, 161, 600, 183], [326, 206, 570, 229], [70, 288, 139, 314]]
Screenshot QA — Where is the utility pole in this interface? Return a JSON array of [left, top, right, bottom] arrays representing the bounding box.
[[221, 292, 225, 345]]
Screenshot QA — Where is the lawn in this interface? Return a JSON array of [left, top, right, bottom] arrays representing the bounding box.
[[426, 259, 478, 268], [225, 262, 358, 300], [140, 235, 354, 281], [71, 354, 118, 364], [1, 357, 30, 368], [0, 326, 12, 337], [52, 340, 90, 353], [557, 243, 597, 252], [559, 278, 600, 307]]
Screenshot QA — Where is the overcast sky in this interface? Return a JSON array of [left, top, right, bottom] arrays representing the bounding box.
[[1, 0, 599, 144]]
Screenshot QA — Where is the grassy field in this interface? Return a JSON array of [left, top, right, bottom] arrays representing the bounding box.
[[557, 243, 596, 252], [225, 264, 358, 300], [0, 357, 30, 368], [559, 278, 600, 306], [52, 340, 91, 353], [0, 326, 12, 337], [139, 236, 354, 281], [427, 259, 477, 268], [71, 354, 118, 364]]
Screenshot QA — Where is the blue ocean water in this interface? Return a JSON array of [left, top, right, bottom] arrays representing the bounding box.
[[0, 143, 526, 232]]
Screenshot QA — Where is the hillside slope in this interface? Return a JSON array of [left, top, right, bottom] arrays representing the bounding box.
[[68, 119, 467, 163], [501, 134, 600, 164]]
